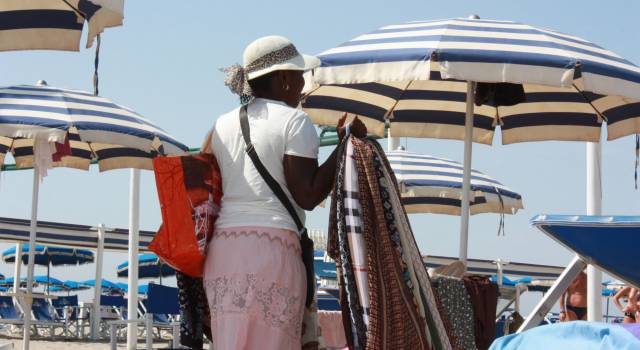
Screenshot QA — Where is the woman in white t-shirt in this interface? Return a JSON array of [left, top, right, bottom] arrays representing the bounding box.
[[201, 36, 365, 350]]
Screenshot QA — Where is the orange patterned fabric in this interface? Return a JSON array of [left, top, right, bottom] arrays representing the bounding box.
[[150, 154, 222, 277]]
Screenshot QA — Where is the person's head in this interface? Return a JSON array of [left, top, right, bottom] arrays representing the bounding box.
[[223, 35, 319, 106], [247, 70, 305, 107]]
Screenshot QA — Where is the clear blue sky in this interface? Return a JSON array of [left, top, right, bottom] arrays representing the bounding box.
[[0, 0, 638, 311]]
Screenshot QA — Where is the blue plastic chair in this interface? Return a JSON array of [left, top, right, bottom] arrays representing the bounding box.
[[141, 284, 180, 348], [52, 295, 78, 320]]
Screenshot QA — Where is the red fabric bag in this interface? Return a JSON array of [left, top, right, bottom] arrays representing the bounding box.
[[149, 154, 222, 277]]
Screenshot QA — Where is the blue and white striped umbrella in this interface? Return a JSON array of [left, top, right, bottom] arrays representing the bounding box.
[[0, 216, 156, 252], [0, 84, 189, 171], [388, 151, 523, 215], [0, 0, 124, 51], [81, 278, 124, 293], [49, 280, 91, 293], [0, 84, 188, 169], [305, 18, 640, 144], [117, 253, 175, 284], [2, 244, 94, 266], [305, 17, 640, 264]]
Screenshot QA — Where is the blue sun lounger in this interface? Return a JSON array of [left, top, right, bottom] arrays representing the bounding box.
[[108, 284, 179, 350], [30, 298, 69, 337], [51, 295, 84, 338], [0, 296, 22, 325], [519, 215, 640, 332]]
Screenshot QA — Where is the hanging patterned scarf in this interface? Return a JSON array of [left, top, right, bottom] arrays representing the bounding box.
[[328, 137, 452, 350]]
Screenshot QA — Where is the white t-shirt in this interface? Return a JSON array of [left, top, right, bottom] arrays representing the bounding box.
[[209, 98, 320, 233]]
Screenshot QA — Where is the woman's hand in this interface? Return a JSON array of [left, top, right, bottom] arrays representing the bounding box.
[[337, 113, 367, 140]]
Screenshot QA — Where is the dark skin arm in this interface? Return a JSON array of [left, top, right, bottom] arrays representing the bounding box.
[[284, 115, 366, 210], [251, 70, 367, 210], [284, 146, 339, 210]]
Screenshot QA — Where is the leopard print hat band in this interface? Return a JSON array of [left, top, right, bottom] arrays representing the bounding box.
[[222, 44, 301, 97]]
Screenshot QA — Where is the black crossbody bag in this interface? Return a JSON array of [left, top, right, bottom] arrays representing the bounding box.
[[239, 104, 315, 308]]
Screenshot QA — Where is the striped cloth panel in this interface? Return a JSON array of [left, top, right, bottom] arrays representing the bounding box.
[[0, 85, 188, 171], [307, 18, 640, 143], [387, 151, 523, 215], [0, 216, 155, 252], [304, 64, 640, 144], [0, 0, 123, 51]]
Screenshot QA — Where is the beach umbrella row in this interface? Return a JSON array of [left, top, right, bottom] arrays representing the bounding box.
[[306, 17, 640, 271], [0, 81, 188, 347], [0, 3, 183, 347], [2, 244, 94, 293]]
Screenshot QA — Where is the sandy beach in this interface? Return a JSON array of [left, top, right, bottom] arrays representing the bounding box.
[[0, 337, 201, 349]]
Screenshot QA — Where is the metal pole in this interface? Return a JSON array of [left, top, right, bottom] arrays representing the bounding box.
[[23, 166, 40, 350], [586, 141, 603, 322], [388, 128, 400, 152], [13, 243, 22, 293], [92, 224, 106, 339], [518, 256, 587, 332], [126, 169, 140, 350], [459, 81, 475, 265]]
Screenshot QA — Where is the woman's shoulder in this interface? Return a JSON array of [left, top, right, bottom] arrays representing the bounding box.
[[261, 99, 309, 119], [213, 106, 243, 129]]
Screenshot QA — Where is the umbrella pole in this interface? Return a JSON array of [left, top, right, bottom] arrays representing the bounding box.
[[91, 224, 105, 340], [586, 141, 603, 322], [459, 81, 475, 266], [388, 128, 400, 152], [606, 297, 610, 323], [126, 169, 141, 350], [23, 166, 40, 350], [12, 243, 22, 293]]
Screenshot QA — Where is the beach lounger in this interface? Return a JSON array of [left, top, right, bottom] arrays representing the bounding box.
[[51, 295, 84, 338], [0, 296, 22, 323], [0, 295, 24, 334], [30, 298, 69, 337], [97, 295, 129, 339]]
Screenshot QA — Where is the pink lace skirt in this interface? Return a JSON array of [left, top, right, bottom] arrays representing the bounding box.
[[203, 226, 306, 350]]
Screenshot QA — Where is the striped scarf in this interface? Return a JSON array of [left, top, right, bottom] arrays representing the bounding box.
[[328, 137, 452, 350]]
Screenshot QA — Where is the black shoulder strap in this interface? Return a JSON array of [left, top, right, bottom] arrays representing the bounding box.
[[239, 104, 305, 233]]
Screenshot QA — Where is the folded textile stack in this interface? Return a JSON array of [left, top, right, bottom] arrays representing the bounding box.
[[328, 137, 452, 350], [431, 275, 476, 350]]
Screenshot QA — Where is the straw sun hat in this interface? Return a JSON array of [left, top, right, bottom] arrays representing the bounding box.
[[223, 35, 320, 98]]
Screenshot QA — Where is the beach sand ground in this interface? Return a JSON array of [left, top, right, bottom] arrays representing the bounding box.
[[0, 337, 206, 349]]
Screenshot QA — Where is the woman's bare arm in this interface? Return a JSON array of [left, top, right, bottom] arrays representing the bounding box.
[[284, 116, 366, 210]]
